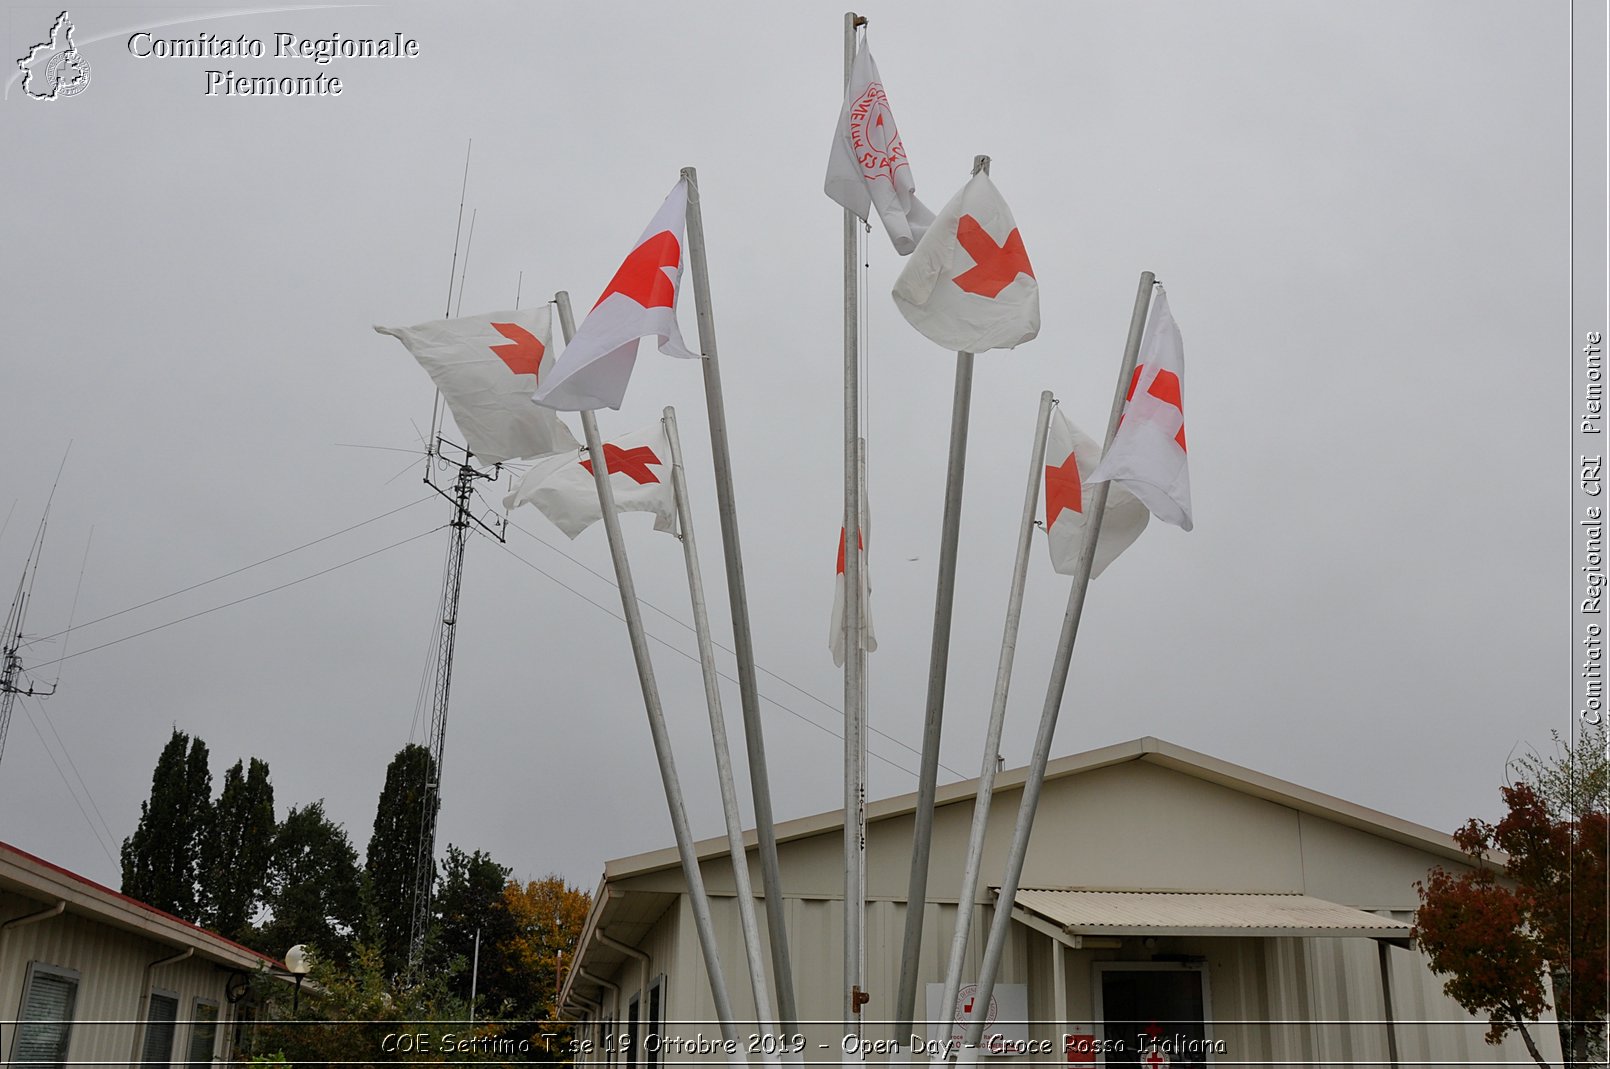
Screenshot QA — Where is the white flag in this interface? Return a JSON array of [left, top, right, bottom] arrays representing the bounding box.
[[892, 171, 1039, 353], [504, 422, 677, 539], [829, 484, 877, 668], [824, 38, 934, 255], [1043, 408, 1149, 578], [532, 180, 699, 412], [1087, 288, 1193, 530], [374, 307, 578, 466]]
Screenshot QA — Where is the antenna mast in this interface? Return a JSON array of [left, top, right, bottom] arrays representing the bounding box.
[[406, 142, 504, 968], [0, 526, 58, 769], [408, 443, 500, 967]]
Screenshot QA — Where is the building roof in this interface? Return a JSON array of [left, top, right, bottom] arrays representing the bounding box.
[[1012, 888, 1413, 940], [601, 736, 1469, 880], [0, 839, 282, 973]]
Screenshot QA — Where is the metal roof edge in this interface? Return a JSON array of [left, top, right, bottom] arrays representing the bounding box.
[[0, 840, 281, 972]]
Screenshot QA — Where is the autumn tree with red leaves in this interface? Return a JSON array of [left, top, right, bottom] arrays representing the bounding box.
[[1414, 731, 1608, 1069]]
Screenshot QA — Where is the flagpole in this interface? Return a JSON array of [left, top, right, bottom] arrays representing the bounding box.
[[554, 290, 740, 1044], [893, 153, 990, 1041], [959, 272, 1156, 1053], [842, 9, 869, 1035], [679, 166, 799, 1032], [663, 404, 779, 1052], [933, 390, 1054, 1059]]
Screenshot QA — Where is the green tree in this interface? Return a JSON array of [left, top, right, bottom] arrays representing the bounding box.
[[259, 801, 363, 965], [429, 845, 512, 1003], [121, 728, 212, 920], [1415, 732, 1609, 1068], [201, 757, 276, 941], [364, 744, 437, 976], [252, 943, 471, 1066]]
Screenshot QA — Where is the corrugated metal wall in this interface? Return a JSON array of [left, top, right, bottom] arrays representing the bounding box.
[[2, 891, 239, 1066], [622, 892, 1565, 1066]]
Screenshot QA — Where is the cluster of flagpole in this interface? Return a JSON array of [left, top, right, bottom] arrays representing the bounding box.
[[381, 7, 1192, 1059]]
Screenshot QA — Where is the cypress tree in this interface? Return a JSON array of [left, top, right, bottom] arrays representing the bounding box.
[[201, 757, 275, 941], [120, 728, 212, 921], [364, 743, 437, 975]]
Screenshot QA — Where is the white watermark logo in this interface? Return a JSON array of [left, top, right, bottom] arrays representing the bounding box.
[[17, 10, 90, 100]]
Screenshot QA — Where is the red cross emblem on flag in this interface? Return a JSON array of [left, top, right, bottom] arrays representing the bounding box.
[[580, 444, 662, 484], [1123, 363, 1187, 452]]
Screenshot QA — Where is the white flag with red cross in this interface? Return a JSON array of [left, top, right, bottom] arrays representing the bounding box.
[[891, 170, 1039, 353], [374, 307, 578, 466], [1043, 407, 1149, 577], [503, 422, 677, 540], [829, 485, 877, 668], [532, 180, 699, 412], [824, 37, 934, 256], [1087, 287, 1193, 531]]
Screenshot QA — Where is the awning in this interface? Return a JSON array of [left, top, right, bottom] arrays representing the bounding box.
[[1011, 888, 1412, 941]]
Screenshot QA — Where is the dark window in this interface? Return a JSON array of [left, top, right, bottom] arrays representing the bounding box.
[[142, 990, 179, 1066], [645, 976, 663, 1069], [187, 1000, 219, 1067], [12, 963, 79, 1069], [627, 994, 640, 1069]]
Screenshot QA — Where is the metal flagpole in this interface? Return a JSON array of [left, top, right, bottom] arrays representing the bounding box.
[[894, 154, 991, 1040], [554, 291, 740, 1043], [933, 391, 1054, 1058], [663, 405, 780, 1051], [679, 166, 799, 1032], [841, 9, 869, 1034], [960, 273, 1156, 1053]]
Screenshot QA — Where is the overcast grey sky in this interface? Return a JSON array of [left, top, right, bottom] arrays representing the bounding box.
[[0, 2, 1589, 910]]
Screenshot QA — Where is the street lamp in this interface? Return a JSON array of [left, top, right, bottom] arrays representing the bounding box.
[[285, 945, 311, 1013]]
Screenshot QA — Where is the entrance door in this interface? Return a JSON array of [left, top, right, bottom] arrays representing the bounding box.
[[1094, 963, 1212, 1067]]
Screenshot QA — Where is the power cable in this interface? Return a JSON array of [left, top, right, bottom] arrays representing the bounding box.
[[492, 536, 927, 781], [28, 497, 434, 648], [502, 517, 958, 776], [29, 527, 444, 671]]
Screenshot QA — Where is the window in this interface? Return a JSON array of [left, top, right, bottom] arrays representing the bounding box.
[[187, 999, 219, 1067], [142, 989, 179, 1066], [12, 962, 79, 1069], [626, 994, 640, 1069], [1093, 962, 1213, 1068], [644, 976, 664, 1069]]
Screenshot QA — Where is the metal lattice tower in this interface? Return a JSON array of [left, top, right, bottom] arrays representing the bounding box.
[[408, 448, 500, 968]]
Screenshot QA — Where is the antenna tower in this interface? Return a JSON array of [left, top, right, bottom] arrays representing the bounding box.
[[408, 439, 504, 969], [0, 533, 57, 769]]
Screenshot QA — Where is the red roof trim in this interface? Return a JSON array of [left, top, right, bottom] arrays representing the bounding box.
[[0, 839, 283, 968]]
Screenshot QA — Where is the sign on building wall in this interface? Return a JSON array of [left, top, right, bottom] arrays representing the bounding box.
[[924, 983, 1030, 1055]]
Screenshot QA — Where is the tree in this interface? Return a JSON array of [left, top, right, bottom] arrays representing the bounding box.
[[121, 728, 212, 921], [365, 744, 437, 976], [489, 876, 591, 1023], [1415, 765, 1608, 1066], [428, 845, 513, 1003], [201, 757, 275, 941], [259, 801, 363, 965]]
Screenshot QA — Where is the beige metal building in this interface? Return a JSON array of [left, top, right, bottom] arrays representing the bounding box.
[[1, 840, 279, 1067], [561, 737, 1559, 1067]]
